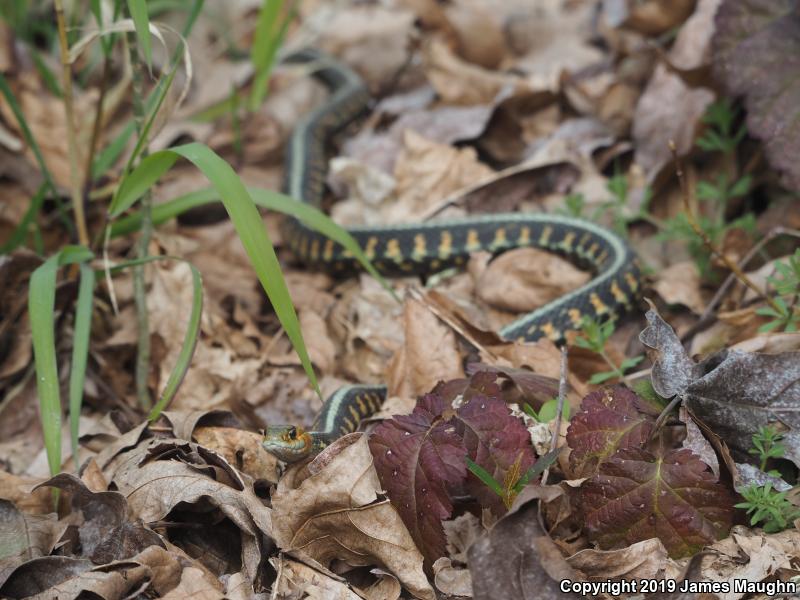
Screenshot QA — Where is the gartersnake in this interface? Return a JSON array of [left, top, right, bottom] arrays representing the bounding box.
[[262, 49, 641, 463]]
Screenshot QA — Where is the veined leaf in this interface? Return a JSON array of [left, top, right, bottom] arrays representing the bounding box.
[[566, 386, 658, 478], [582, 447, 733, 558]]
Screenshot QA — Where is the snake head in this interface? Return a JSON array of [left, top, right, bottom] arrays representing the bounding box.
[[262, 425, 313, 463]]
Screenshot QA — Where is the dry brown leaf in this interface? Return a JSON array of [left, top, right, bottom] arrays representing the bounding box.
[[161, 566, 225, 600], [423, 37, 533, 105], [271, 435, 434, 600], [432, 557, 472, 596], [444, 0, 507, 69], [385, 296, 464, 400], [271, 555, 362, 600], [317, 5, 417, 91], [511, 1, 605, 93], [393, 130, 493, 221], [567, 538, 669, 581], [192, 427, 280, 484], [652, 261, 706, 314], [474, 247, 590, 314], [0, 72, 95, 188], [619, 0, 696, 35], [695, 526, 800, 599], [633, 0, 720, 179], [110, 438, 272, 584]]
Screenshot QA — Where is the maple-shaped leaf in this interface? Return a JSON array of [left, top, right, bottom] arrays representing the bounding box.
[[581, 447, 734, 559], [566, 387, 658, 478], [369, 391, 466, 564]]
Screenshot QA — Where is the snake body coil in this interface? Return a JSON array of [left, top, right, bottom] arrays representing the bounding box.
[[262, 50, 641, 462]]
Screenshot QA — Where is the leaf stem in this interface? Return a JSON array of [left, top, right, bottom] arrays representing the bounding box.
[[669, 140, 782, 314], [127, 29, 153, 410], [53, 0, 90, 247]]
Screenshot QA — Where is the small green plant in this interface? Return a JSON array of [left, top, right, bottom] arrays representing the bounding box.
[[574, 316, 644, 384], [559, 177, 655, 236], [660, 98, 755, 277], [523, 398, 569, 423], [695, 98, 747, 155], [466, 448, 560, 510], [756, 249, 800, 333], [735, 483, 800, 533], [749, 425, 786, 476]]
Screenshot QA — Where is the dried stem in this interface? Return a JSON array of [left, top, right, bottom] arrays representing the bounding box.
[[83, 56, 113, 199], [669, 140, 782, 314], [542, 345, 568, 486], [127, 32, 153, 410], [54, 0, 90, 246], [681, 227, 800, 343]]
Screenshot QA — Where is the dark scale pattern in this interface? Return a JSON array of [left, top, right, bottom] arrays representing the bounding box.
[[262, 50, 643, 461]]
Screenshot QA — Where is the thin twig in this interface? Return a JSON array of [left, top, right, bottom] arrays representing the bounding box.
[[669, 140, 782, 314], [542, 345, 568, 486], [54, 0, 90, 246], [681, 227, 800, 343]]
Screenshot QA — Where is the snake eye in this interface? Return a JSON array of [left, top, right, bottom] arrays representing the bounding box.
[[287, 426, 297, 439]]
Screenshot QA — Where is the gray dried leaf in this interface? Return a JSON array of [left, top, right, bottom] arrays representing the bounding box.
[[639, 309, 699, 398], [684, 351, 800, 456], [468, 500, 580, 600], [735, 462, 791, 492]]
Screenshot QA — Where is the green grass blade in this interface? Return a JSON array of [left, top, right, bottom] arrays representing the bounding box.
[[1, 183, 46, 255], [249, 0, 293, 110], [29, 246, 94, 476], [108, 185, 398, 301], [69, 263, 95, 470], [109, 143, 321, 397], [466, 457, 504, 498], [127, 0, 152, 68], [100, 255, 203, 421]]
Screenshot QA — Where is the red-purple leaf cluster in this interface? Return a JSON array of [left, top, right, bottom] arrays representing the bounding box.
[[567, 386, 734, 559], [370, 372, 536, 564]]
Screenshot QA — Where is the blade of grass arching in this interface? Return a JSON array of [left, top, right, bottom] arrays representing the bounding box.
[[29, 246, 94, 476], [108, 185, 398, 301], [126, 0, 152, 68], [247, 187, 399, 302], [1, 183, 46, 255], [68, 263, 94, 470], [466, 457, 505, 498], [110, 143, 321, 397], [99, 256, 202, 421]]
